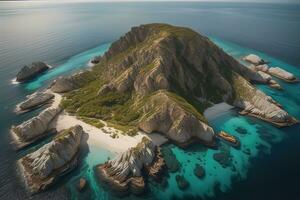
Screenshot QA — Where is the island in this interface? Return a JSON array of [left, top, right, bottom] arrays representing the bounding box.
[[16, 62, 50, 82], [12, 23, 299, 196]]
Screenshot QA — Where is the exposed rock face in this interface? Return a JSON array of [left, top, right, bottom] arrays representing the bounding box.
[[268, 67, 298, 82], [243, 54, 266, 65], [11, 107, 62, 149], [50, 76, 76, 93], [138, 91, 215, 147], [250, 64, 269, 72], [16, 62, 49, 82], [18, 92, 54, 111], [50, 71, 95, 93], [96, 137, 165, 197], [233, 76, 296, 126], [19, 125, 83, 193]]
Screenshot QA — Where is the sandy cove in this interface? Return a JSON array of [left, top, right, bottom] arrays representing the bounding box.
[[49, 91, 168, 154]]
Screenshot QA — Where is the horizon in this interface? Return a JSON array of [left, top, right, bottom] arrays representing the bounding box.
[[2, 0, 300, 4]]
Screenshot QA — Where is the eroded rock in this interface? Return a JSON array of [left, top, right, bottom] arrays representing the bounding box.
[[96, 137, 165, 197], [11, 107, 62, 149], [17, 92, 54, 112], [18, 125, 84, 193]]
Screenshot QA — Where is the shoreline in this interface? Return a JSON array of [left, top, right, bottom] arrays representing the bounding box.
[[49, 91, 168, 154]]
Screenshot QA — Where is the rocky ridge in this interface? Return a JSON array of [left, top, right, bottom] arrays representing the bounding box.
[[11, 107, 62, 149], [18, 125, 84, 193], [17, 92, 54, 112]]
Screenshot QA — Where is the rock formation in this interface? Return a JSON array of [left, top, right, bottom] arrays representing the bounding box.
[[233, 76, 297, 127], [243, 54, 266, 65], [268, 67, 299, 82], [50, 76, 76, 93], [18, 125, 84, 193], [247, 57, 298, 83], [138, 91, 215, 147], [16, 62, 49, 82], [11, 107, 62, 149], [96, 137, 165, 197], [17, 92, 54, 112], [50, 71, 95, 93]]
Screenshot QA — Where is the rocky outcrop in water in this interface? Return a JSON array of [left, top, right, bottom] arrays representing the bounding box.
[[18, 125, 83, 193], [233, 79, 297, 127], [17, 92, 54, 112], [249, 59, 298, 83], [16, 62, 49, 82], [96, 137, 165, 197], [11, 107, 62, 149], [268, 67, 299, 82], [243, 54, 266, 65]]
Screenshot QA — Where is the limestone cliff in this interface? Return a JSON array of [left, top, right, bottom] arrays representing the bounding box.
[[11, 107, 62, 149], [19, 125, 84, 193]]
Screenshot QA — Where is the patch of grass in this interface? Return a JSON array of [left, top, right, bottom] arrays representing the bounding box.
[[78, 117, 105, 129], [165, 91, 208, 123], [107, 122, 138, 136]]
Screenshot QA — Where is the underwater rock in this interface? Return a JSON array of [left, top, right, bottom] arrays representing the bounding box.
[[235, 127, 248, 134], [16, 62, 49, 82], [194, 164, 205, 179], [161, 146, 180, 173], [18, 125, 84, 194], [213, 152, 231, 168], [78, 178, 87, 191], [243, 148, 251, 155], [175, 175, 189, 190]]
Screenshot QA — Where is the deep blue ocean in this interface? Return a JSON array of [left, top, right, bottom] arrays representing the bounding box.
[[0, 1, 300, 200]]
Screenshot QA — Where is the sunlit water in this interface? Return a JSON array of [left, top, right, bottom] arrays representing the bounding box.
[[0, 2, 300, 200]]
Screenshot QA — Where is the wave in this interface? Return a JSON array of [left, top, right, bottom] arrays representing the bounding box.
[[10, 77, 20, 85]]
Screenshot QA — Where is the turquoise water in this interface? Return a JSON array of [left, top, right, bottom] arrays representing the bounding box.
[[25, 43, 111, 91], [147, 37, 300, 200], [65, 145, 115, 200]]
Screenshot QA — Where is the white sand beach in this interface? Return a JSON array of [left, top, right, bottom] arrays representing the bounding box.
[[50, 91, 168, 154]]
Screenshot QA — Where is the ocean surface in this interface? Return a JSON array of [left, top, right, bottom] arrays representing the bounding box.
[[0, 1, 300, 200]]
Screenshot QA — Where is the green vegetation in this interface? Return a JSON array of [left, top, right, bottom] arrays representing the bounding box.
[[107, 122, 138, 136], [54, 128, 71, 141], [231, 73, 254, 102], [165, 91, 208, 123], [78, 117, 105, 129]]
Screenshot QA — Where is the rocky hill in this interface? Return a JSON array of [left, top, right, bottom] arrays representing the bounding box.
[[61, 23, 297, 147]]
